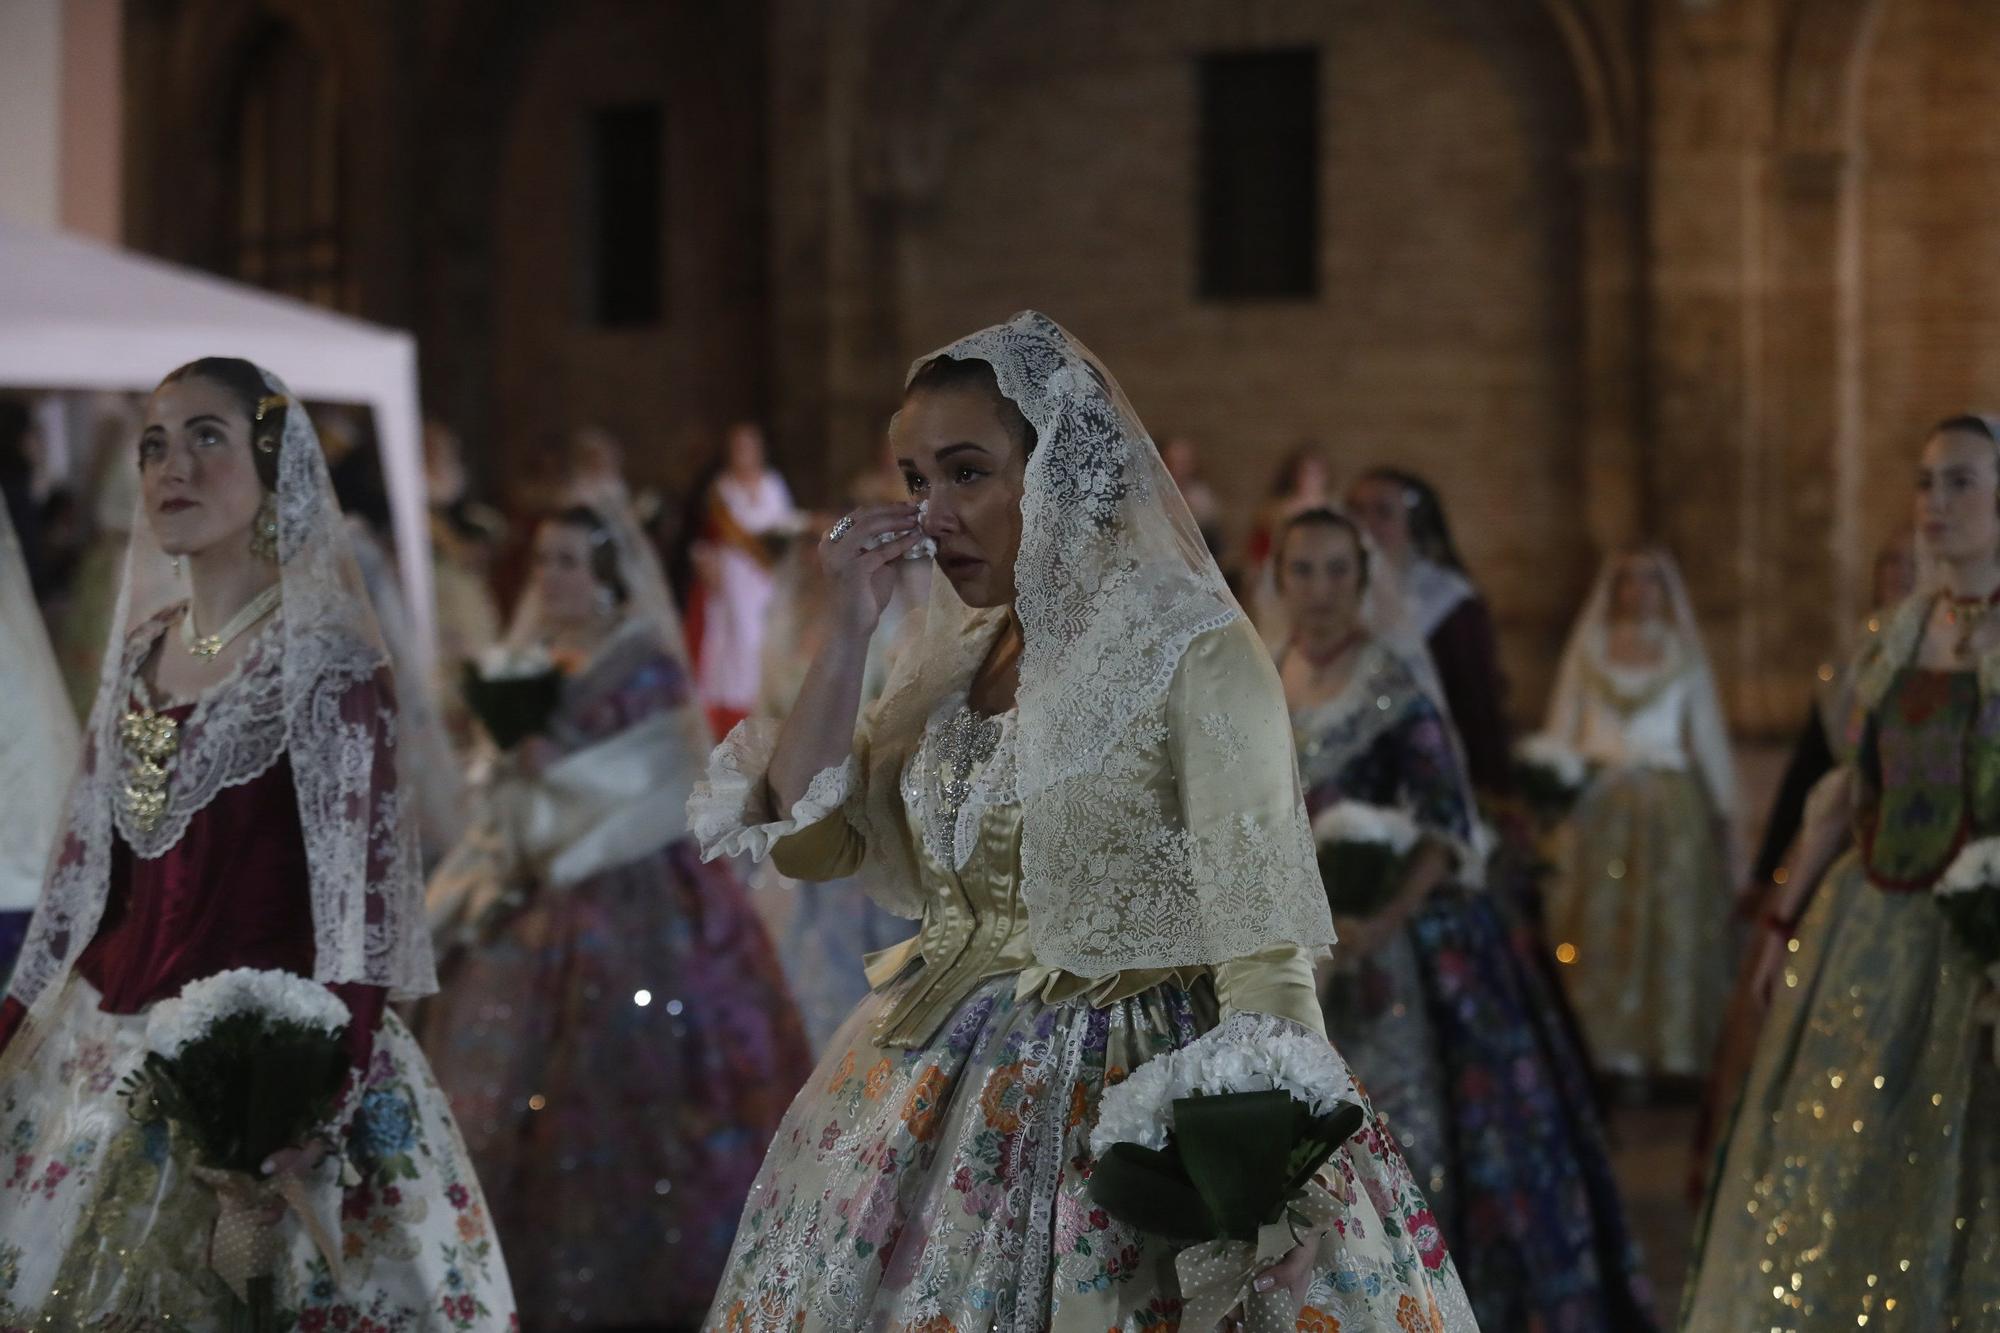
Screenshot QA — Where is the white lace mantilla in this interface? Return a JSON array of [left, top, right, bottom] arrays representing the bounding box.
[[7, 367, 436, 1036], [110, 613, 289, 859]]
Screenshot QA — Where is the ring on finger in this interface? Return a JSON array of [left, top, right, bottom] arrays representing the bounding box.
[[827, 514, 856, 544]]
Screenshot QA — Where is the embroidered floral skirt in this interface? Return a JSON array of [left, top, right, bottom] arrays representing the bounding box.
[[420, 838, 812, 1328], [1682, 855, 2000, 1329], [0, 977, 517, 1331], [704, 971, 1476, 1333], [1547, 767, 1733, 1077], [1325, 887, 1656, 1332]]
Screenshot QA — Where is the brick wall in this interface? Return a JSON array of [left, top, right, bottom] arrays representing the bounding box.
[[876, 0, 1592, 716], [1861, 0, 2000, 542]]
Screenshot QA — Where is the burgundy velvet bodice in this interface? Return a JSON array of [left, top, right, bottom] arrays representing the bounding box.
[[0, 699, 384, 1067]]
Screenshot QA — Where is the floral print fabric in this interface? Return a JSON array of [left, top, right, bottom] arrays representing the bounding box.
[[422, 628, 811, 1327], [0, 979, 515, 1331], [1294, 649, 1656, 1332], [704, 970, 1474, 1333]]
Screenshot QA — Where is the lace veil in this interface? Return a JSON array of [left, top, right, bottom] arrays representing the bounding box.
[[6, 367, 436, 1064], [502, 473, 696, 673], [1544, 546, 1739, 818], [0, 501, 79, 913], [858, 311, 1333, 975]]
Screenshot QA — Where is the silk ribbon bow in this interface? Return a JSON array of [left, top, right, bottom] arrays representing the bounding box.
[[1174, 1180, 1344, 1333], [192, 1165, 344, 1303]]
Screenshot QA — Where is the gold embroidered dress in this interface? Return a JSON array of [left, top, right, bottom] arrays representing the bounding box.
[[1682, 597, 2000, 1330], [1542, 559, 1740, 1080]]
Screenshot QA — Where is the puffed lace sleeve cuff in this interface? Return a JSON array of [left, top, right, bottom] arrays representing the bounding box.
[[687, 718, 859, 863]]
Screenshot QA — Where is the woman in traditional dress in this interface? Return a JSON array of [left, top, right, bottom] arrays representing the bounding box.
[[1542, 547, 1739, 1082], [1688, 533, 1915, 1196], [1346, 468, 1600, 1094], [0, 357, 515, 1329], [1346, 470, 1511, 805], [1274, 507, 1654, 1332], [690, 422, 801, 737], [689, 312, 1474, 1333], [0, 500, 77, 983], [1682, 417, 2000, 1329], [423, 487, 810, 1331]]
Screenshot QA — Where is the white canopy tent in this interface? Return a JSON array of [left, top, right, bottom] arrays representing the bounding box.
[[0, 217, 435, 679]]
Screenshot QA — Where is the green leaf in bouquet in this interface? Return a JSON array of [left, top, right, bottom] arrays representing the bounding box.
[[129, 1013, 350, 1175], [1173, 1090, 1308, 1242], [1316, 841, 1406, 918], [461, 662, 565, 750], [1087, 1141, 1216, 1243], [1282, 1100, 1366, 1197]]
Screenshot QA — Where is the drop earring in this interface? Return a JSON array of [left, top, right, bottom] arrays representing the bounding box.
[[249, 494, 280, 563]]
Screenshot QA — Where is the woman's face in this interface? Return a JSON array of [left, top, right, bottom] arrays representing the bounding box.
[[1916, 429, 2000, 568], [138, 377, 266, 559], [1610, 555, 1669, 623], [726, 424, 765, 476], [532, 521, 602, 626], [895, 386, 1028, 610], [1276, 521, 1367, 637], [1346, 476, 1410, 562]]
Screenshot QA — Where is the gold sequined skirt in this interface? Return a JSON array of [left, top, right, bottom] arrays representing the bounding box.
[[1681, 854, 2000, 1330], [1547, 766, 1734, 1077]]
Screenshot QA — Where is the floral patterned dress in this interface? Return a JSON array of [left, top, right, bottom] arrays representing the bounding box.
[[698, 621, 1476, 1333], [1682, 665, 2000, 1329], [421, 625, 811, 1329], [0, 646, 516, 1332], [1292, 641, 1654, 1333]]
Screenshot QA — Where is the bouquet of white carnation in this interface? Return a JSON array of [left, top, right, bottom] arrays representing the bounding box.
[[1087, 1013, 1365, 1333], [463, 643, 566, 749], [1512, 733, 1591, 824], [1311, 801, 1421, 919], [123, 968, 353, 1333], [1936, 837, 2000, 978]]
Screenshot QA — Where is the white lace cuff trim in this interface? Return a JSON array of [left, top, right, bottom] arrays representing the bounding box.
[[687, 718, 859, 863], [1088, 1011, 1358, 1154]]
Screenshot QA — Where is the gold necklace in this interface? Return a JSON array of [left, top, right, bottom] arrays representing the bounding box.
[[1941, 586, 2000, 658], [178, 582, 282, 660], [119, 700, 181, 832]]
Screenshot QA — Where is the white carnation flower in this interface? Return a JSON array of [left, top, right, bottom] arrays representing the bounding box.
[[146, 967, 352, 1060], [1938, 836, 2000, 899], [1089, 1012, 1359, 1156], [476, 642, 556, 680], [1310, 801, 1421, 856], [1514, 733, 1588, 788]]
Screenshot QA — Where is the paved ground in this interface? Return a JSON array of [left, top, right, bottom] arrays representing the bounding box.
[[1607, 1103, 1700, 1323]]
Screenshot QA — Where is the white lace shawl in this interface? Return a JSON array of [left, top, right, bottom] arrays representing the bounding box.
[[856, 312, 1334, 976], [6, 370, 435, 1054]]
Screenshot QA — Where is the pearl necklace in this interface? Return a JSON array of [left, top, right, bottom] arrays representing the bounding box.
[[179, 582, 282, 660]]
